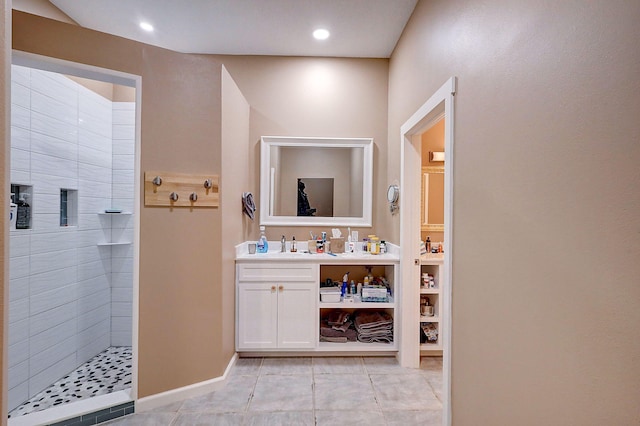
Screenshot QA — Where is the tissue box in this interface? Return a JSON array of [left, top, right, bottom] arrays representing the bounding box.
[[330, 237, 345, 253], [320, 286, 341, 302]]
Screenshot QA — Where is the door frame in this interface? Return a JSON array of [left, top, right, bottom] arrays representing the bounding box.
[[399, 77, 456, 426], [7, 50, 142, 419]]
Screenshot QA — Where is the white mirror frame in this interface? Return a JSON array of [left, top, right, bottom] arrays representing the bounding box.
[[260, 136, 373, 227]]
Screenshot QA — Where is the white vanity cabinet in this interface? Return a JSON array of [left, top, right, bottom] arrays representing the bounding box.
[[236, 262, 318, 350]]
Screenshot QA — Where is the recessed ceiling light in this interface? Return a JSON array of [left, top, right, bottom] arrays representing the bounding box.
[[313, 29, 330, 40], [139, 22, 154, 32]]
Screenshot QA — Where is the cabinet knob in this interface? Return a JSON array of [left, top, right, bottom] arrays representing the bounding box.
[[279, 285, 284, 291], [271, 285, 276, 291]]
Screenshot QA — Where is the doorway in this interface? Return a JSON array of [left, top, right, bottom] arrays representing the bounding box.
[[399, 77, 456, 426], [7, 52, 141, 425]]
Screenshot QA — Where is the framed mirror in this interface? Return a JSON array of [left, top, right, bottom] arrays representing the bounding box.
[[260, 136, 373, 227], [421, 166, 444, 232]]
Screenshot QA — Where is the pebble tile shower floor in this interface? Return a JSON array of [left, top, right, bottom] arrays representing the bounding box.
[[9, 346, 132, 418]]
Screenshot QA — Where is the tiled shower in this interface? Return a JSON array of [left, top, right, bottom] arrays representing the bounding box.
[[8, 65, 135, 413]]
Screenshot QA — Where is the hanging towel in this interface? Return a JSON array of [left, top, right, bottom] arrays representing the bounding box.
[[242, 192, 255, 220]]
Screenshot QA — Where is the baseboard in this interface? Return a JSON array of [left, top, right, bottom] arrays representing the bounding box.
[[135, 353, 238, 412]]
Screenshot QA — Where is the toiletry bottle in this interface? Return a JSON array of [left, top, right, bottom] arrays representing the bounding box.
[[426, 236, 431, 254], [357, 282, 362, 296], [380, 240, 386, 254], [350, 280, 356, 295], [9, 193, 17, 229], [16, 193, 30, 229], [257, 226, 268, 253], [291, 236, 297, 252], [281, 235, 286, 252]]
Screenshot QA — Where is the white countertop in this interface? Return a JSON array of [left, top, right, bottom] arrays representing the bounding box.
[[236, 241, 400, 263]]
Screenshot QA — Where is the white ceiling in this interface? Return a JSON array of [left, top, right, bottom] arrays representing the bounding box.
[[49, 0, 418, 58]]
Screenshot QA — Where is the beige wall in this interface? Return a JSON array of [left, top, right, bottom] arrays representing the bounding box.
[[11, 11, 229, 398], [389, 0, 640, 424], [214, 55, 390, 243], [1, 1, 9, 423], [220, 66, 250, 363]]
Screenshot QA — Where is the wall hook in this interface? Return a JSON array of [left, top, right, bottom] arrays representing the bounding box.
[[204, 179, 213, 189], [152, 176, 163, 186], [189, 192, 198, 202], [169, 192, 179, 202]]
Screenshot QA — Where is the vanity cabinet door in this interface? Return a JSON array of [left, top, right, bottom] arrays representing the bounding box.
[[277, 283, 316, 349], [237, 283, 278, 350]]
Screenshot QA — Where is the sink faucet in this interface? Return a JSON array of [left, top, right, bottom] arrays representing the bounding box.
[[281, 235, 286, 252]]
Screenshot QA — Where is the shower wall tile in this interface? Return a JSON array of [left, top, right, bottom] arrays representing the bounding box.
[[29, 354, 76, 397], [11, 104, 30, 130], [9, 318, 29, 346], [11, 126, 30, 151], [31, 111, 78, 143], [112, 139, 135, 155], [112, 108, 136, 125], [77, 333, 110, 365], [112, 288, 133, 303], [9, 360, 29, 390], [112, 302, 132, 317], [30, 335, 76, 376], [79, 143, 113, 168], [77, 259, 110, 282], [78, 178, 111, 197], [78, 195, 111, 214], [30, 302, 76, 337], [112, 154, 134, 171], [12, 81, 30, 108], [9, 340, 29, 368], [112, 124, 135, 140], [112, 331, 132, 347], [80, 113, 112, 139], [9, 255, 30, 280], [31, 284, 76, 316], [31, 71, 77, 108], [112, 183, 134, 200], [111, 257, 133, 274], [77, 229, 109, 248], [11, 170, 30, 185], [10, 234, 30, 258], [77, 288, 110, 315], [9, 277, 29, 302], [30, 232, 77, 255], [30, 248, 77, 275], [78, 318, 110, 350], [32, 193, 59, 215], [78, 275, 110, 299], [12, 65, 30, 87], [31, 131, 77, 161], [78, 213, 103, 230], [8, 382, 28, 414], [30, 266, 76, 296], [79, 163, 112, 183], [31, 90, 78, 125], [77, 245, 103, 264], [31, 151, 78, 178], [111, 272, 133, 288], [31, 172, 78, 195], [9, 298, 29, 324], [30, 213, 64, 233], [30, 319, 76, 355], [79, 128, 112, 152], [77, 303, 110, 331], [11, 147, 30, 171]]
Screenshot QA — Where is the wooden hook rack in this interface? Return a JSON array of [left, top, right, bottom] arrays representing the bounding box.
[[144, 171, 219, 207]]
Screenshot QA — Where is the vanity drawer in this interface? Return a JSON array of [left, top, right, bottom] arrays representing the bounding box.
[[237, 262, 317, 282]]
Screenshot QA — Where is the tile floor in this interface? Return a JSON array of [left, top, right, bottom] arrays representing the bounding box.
[[9, 346, 132, 418], [104, 356, 442, 426]]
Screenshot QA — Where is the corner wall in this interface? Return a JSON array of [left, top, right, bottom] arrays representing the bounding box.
[[388, 0, 640, 424]]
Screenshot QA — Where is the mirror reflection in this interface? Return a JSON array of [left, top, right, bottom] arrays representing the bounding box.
[[260, 136, 373, 227]]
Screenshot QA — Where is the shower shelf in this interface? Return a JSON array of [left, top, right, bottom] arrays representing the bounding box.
[[97, 241, 131, 246], [97, 212, 132, 215]]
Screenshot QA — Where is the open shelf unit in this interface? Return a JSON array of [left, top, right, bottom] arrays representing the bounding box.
[[319, 263, 397, 352], [420, 256, 444, 353]]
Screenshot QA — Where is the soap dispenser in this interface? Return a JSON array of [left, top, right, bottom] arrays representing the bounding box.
[[257, 226, 269, 253]]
